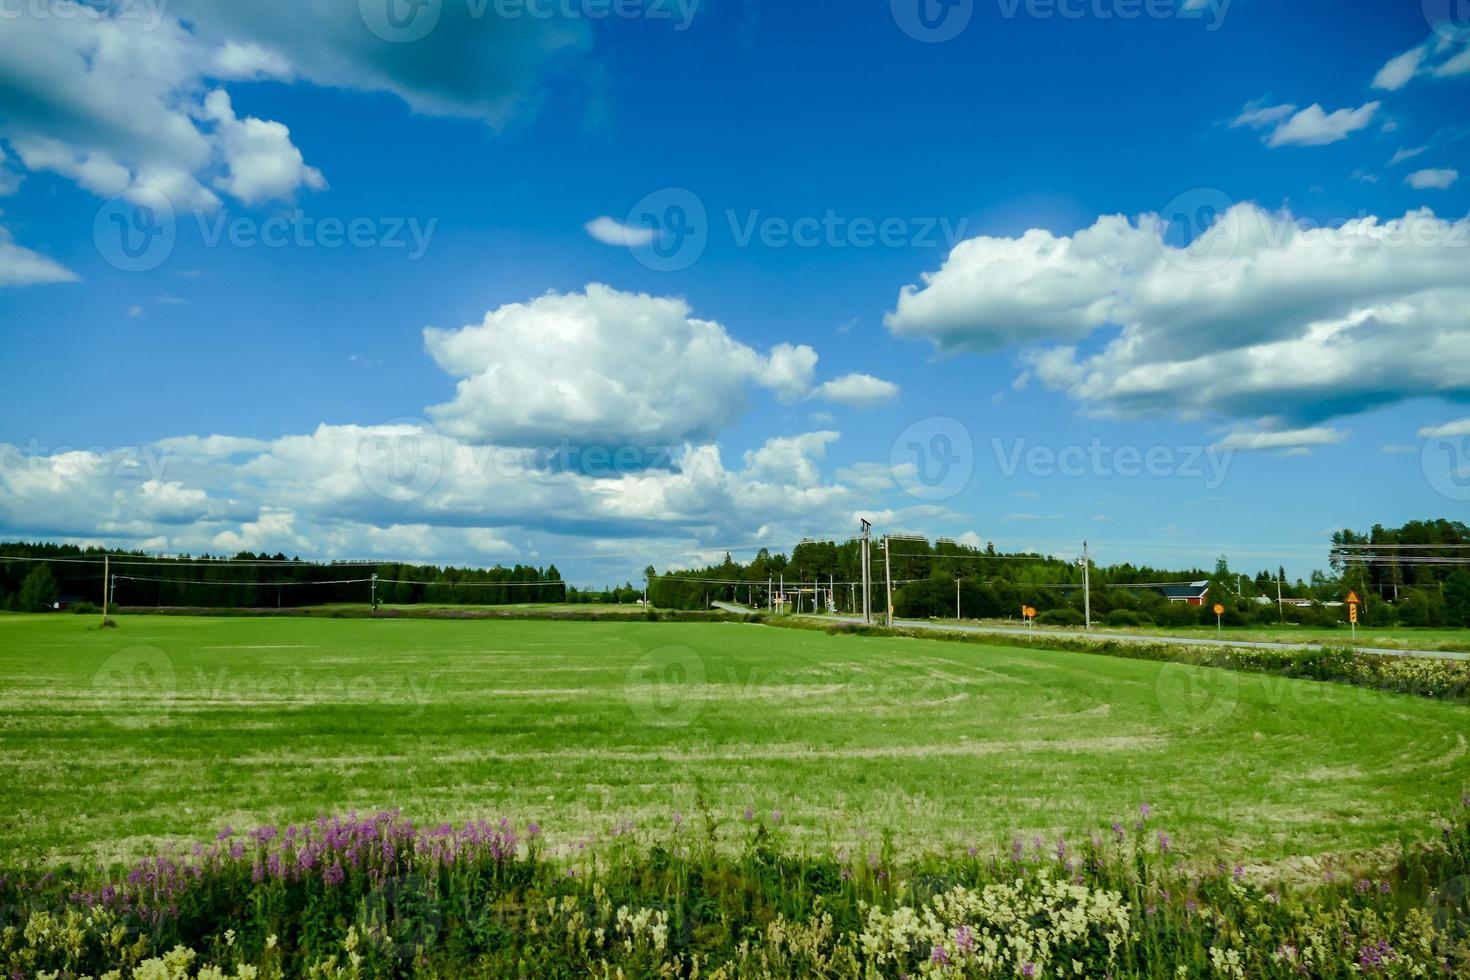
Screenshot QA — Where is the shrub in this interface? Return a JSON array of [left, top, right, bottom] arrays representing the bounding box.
[[1038, 607, 1085, 627], [1104, 609, 1142, 627]]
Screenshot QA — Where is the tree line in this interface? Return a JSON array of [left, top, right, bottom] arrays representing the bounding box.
[[0, 541, 603, 611]]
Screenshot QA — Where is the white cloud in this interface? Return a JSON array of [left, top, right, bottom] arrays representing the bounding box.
[[1373, 47, 1425, 91], [1265, 102, 1380, 147], [1406, 168, 1459, 190], [1231, 101, 1296, 129], [761, 343, 820, 402], [1388, 145, 1428, 167], [890, 205, 1470, 425], [423, 285, 823, 446], [1419, 419, 1470, 439], [201, 90, 326, 205], [0, 226, 78, 287], [0, 7, 320, 210], [812, 373, 900, 409], [1366, 32, 1470, 90], [741, 432, 840, 488], [1212, 427, 1346, 452], [886, 216, 1151, 353], [0, 0, 586, 211], [584, 216, 657, 247]]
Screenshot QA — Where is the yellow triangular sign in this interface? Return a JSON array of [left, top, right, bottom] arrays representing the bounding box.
[[1346, 591, 1361, 605]]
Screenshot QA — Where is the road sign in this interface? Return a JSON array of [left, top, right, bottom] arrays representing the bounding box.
[[1212, 603, 1225, 616], [1350, 605, 1359, 624], [1346, 590, 1361, 606]]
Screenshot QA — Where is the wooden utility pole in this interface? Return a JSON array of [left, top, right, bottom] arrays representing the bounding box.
[[1082, 540, 1091, 631], [956, 576, 961, 621], [860, 519, 872, 624], [883, 535, 893, 627], [101, 554, 109, 626]]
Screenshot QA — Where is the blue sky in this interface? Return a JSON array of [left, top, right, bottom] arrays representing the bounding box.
[[1, 0, 1468, 584]]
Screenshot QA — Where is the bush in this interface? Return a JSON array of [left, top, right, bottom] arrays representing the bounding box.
[[1038, 607, 1085, 627], [1104, 609, 1142, 627], [70, 601, 99, 615]]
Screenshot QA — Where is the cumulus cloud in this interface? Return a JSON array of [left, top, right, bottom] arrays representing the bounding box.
[[889, 205, 1470, 425], [0, 226, 77, 286], [423, 285, 824, 446], [0, 423, 871, 573], [0, 0, 586, 210], [201, 90, 326, 205], [1406, 168, 1459, 190], [812, 373, 900, 409]]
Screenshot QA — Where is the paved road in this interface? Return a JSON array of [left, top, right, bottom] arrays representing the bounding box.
[[711, 602, 1468, 662]]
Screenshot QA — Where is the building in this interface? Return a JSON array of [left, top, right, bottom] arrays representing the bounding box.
[[1156, 582, 1210, 606]]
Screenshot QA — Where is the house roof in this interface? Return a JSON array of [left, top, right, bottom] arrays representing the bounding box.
[[1156, 581, 1209, 599]]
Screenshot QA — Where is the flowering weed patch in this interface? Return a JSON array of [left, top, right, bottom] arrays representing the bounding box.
[[3, 801, 1470, 977]]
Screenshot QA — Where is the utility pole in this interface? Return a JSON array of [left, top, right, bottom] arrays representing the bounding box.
[[956, 576, 961, 621], [101, 554, 109, 626], [860, 519, 872, 624], [767, 575, 772, 613], [1081, 541, 1091, 631], [1277, 571, 1284, 625], [371, 573, 379, 611], [883, 535, 894, 627], [779, 573, 784, 614]]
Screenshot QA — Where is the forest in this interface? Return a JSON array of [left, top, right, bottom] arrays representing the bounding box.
[[0, 541, 638, 612]]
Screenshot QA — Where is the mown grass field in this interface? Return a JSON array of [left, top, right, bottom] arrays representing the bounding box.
[[1, 613, 1467, 869]]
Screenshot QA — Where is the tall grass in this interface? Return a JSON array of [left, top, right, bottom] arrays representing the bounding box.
[[4, 798, 1469, 977]]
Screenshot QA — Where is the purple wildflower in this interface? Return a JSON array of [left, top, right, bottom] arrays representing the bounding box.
[[1138, 802, 1152, 819], [322, 863, 345, 887], [930, 946, 949, 965], [216, 826, 233, 841], [954, 926, 974, 954], [1021, 963, 1036, 978], [1157, 831, 1171, 854]]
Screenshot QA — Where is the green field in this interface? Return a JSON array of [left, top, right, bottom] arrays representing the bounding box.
[[1, 613, 1467, 869]]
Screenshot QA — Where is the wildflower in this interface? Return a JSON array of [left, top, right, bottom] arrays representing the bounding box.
[[1157, 831, 1171, 854], [527, 822, 541, 837], [1232, 865, 1244, 882], [771, 808, 781, 823], [1021, 963, 1037, 977], [743, 807, 754, 822], [322, 863, 345, 887], [954, 926, 974, 954], [1139, 802, 1152, 819], [216, 826, 233, 841], [930, 945, 950, 965]]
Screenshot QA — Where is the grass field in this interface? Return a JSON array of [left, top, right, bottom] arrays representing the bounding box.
[[1, 612, 1467, 870]]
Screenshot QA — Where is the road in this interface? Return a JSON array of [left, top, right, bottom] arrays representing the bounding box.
[[709, 602, 1468, 662]]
